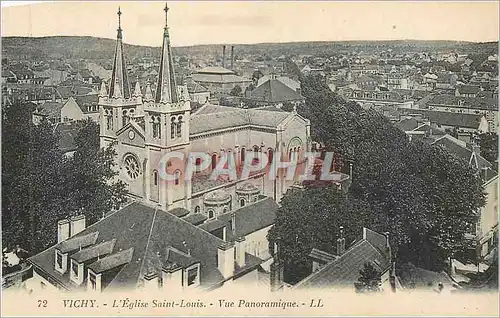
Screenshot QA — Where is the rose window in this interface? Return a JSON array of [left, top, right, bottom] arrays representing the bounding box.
[[124, 155, 140, 180]]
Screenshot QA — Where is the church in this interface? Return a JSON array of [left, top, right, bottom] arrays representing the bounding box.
[[27, 4, 311, 293], [98, 4, 311, 218]]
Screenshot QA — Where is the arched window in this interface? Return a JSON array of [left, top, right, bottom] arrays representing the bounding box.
[[240, 199, 246, 207], [208, 209, 215, 219], [211, 154, 217, 170], [106, 109, 113, 130], [194, 206, 200, 214], [195, 158, 202, 172], [171, 117, 176, 139], [153, 170, 158, 186], [177, 116, 183, 137], [241, 147, 246, 164], [297, 146, 301, 161], [122, 110, 129, 126], [268, 148, 274, 165], [174, 170, 181, 185], [152, 116, 161, 139], [289, 149, 292, 160], [223, 208, 228, 214]]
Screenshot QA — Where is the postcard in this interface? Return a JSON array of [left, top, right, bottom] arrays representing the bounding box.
[[1, 1, 499, 316]]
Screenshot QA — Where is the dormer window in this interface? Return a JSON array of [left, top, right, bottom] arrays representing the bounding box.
[[184, 264, 200, 288], [87, 269, 101, 292], [70, 259, 84, 285], [54, 249, 68, 274]]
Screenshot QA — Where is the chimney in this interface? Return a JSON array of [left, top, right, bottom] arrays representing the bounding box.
[[231, 45, 235, 70], [235, 236, 246, 268], [270, 239, 284, 292], [336, 226, 346, 255], [70, 214, 86, 237], [161, 263, 183, 291], [217, 241, 235, 279], [57, 219, 70, 243], [222, 45, 226, 69]]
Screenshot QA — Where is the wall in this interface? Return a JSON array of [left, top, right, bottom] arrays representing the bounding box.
[[245, 225, 273, 260], [61, 98, 85, 122], [478, 176, 499, 257], [25, 269, 61, 294]]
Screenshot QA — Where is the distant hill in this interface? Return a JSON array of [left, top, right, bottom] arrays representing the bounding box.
[[2, 36, 498, 62]]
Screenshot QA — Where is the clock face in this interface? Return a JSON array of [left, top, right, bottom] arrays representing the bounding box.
[[128, 130, 135, 140]]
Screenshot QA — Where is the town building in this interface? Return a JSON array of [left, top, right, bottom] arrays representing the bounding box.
[[190, 66, 252, 96], [432, 135, 498, 260], [243, 74, 305, 108], [292, 228, 396, 292]]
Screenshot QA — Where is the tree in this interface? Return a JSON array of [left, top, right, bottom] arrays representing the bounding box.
[[2, 109, 127, 255], [476, 132, 498, 164], [66, 119, 128, 225], [269, 74, 486, 278], [230, 85, 242, 97], [268, 186, 384, 284], [354, 262, 382, 293]]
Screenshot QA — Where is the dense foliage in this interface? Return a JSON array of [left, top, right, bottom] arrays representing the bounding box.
[[2, 105, 127, 255], [268, 74, 486, 283]]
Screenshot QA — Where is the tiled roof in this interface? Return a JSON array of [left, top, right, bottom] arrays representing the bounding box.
[[247, 79, 304, 103]]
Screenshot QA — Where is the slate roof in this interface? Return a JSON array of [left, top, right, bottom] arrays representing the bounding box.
[[189, 104, 293, 135], [427, 94, 497, 111], [408, 109, 483, 129], [295, 228, 391, 290], [75, 94, 99, 114], [432, 135, 497, 182], [199, 197, 278, 239], [71, 239, 116, 263], [183, 213, 208, 225], [29, 202, 244, 291], [37, 101, 64, 118], [246, 79, 304, 103], [456, 84, 481, 95], [395, 118, 419, 131], [191, 67, 252, 84]]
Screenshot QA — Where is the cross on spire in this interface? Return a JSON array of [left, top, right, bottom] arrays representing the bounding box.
[[118, 6, 122, 28], [164, 2, 169, 28], [117, 6, 123, 39]]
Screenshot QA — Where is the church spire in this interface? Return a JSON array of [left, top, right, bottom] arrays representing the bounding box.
[[155, 2, 178, 104], [108, 6, 131, 99]]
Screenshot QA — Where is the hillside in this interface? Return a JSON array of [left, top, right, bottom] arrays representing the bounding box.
[[2, 36, 498, 62]]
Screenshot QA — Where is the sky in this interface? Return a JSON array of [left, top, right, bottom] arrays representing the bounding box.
[[1, 1, 499, 47]]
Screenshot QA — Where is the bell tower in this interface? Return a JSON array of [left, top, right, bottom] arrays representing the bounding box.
[[99, 7, 142, 148], [144, 3, 191, 211]]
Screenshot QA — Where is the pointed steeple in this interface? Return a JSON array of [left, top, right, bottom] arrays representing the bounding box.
[[99, 81, 108, 97], [144, 80, 153, 101], [155, 2, 178, 104], [108, 7, 131, 99], [133, 77, 142, 97]]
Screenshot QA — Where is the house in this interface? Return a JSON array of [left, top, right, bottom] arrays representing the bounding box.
[[190, 66, 252, 96], [33, 95, 99, 124], [425, 94, 498, 132], [26, 200, 274, 293], [186, 79, 210, 104], [348, 89, 415, 118], [292, 228, 395, 292], [257, 75, 300, 92], [455, 84, 482, 98], [243, 75, 305, 108], [432, 135, 498, 259]]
